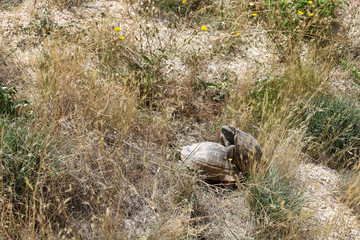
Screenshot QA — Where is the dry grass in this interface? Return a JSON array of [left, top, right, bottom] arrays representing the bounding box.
[[1, 0, 360, 239]]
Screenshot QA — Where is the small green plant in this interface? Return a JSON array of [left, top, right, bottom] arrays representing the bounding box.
[[139, 0, 215, 27], [34, 9, 55, 36], [0, 0, 23, 10], [248, 62, 323, 125], [192, 72, 232, 102], [147, 0, 213, 16], [248, 166, 306, 239], [95, 22, 202, 109], [252, 0, 344, 35], [1, 117, 58, 212], [339, 58, 360, 86], [0, 86, 28, 116], [250, 76, 284, 122], [21, 9, 56, 36], [249, 0, 345, 57], [48, 0, 89, 9], [298, 94, 360, 169]]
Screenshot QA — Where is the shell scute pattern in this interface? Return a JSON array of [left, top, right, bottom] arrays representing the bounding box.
[[221, 126, 263, 175], [180, 126, 263, 182], [180, 142, 239, 182]]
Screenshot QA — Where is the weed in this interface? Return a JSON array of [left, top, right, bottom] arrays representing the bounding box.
[[247, 164, 307, 239], [339, 169, 360, 217], [248, 0, 345, 58], [250, 75, 284, 122], [0, 0, 23, 10], [298, 94, 360, 169], [339, 58, 360, 86], [0, 86, 28, 116], [139, 0, 215, 27], [47, 0, 89, 9], [0, 117, 58, 217], [0, 48, 24, 87], [89, 16, 203, 111], [192, 73, 230, 103], [248, 60, 325, 125], [253, 0, 344, 36], [155, 0, 213, 13], [21, 9, 56, 37]]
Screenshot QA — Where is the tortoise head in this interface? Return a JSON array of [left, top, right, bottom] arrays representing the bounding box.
[[221, 126, 236, 144]]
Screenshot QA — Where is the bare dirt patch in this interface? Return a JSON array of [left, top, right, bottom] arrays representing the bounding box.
[[297, 163, 360, 239]]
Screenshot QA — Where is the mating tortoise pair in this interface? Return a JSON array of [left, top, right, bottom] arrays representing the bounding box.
[[180, 126, 263, 182]]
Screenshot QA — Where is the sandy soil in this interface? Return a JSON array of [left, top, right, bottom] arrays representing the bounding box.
[[297, 163, 360, 239]]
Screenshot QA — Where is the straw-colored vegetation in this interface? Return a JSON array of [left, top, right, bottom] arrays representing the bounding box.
[[1, 0, 360, 239]]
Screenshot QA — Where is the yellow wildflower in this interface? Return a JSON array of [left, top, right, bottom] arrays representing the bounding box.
[[114, 27, 121, 32], [228, 158, 233, 162], [309, 13, 314, 16], [201, 26, 208, 31], [235, 32, 240, 36], [308, 1, 312, 3], [298, 10, 304, 15], [119, 36, 125, 40], [252, 13, 257, 16], [182, 0, 186, 3]]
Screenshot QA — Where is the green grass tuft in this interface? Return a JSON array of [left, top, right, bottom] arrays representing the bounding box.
[[248, 165, 306, 239], [1, 117, 58, 212], [0, 86, 28, 116], [255, 0, 342, 33], [299, 94, 360, 169]]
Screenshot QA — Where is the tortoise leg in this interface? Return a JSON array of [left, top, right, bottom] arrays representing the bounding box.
[[226, 145, 235, 161], [226, 145, 242, 173]]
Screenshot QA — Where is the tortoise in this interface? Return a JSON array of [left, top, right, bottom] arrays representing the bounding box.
[[220, 126, 263, 175], [180, 126, 263, 182], [180, 142, 239, 182]]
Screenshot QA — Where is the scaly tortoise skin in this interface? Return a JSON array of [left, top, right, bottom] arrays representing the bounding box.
[[180, 142, 239, 182], [220, 126, 263, 175]]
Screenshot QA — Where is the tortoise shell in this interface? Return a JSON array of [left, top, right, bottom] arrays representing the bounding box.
[[221, 126, 263, 175], [180, 142, 239, 182]]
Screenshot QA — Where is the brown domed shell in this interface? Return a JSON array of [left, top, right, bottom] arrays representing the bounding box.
[[221, 126, 263, 175], [180, 142, 239, 182]]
